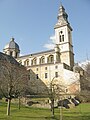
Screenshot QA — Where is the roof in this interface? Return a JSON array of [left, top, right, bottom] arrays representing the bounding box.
[[0, 52, 19, 65], [18, 49, 54, 59], [4, 38, 20, 50]]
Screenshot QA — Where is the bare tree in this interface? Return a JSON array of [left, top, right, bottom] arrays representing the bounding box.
[[48, 77, 66, 118], [79, 63, 90, 102], [48, 74, 80, 119], [0, 55, 29, 116], [73, 63, 90, 102]]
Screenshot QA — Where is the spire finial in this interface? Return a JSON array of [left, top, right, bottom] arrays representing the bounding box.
[[60, 0, 62, 6], [10, 37, 14, 42], [59, 1, 64, 10]]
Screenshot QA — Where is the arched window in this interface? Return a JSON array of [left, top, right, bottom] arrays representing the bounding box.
[[31, 60, 33, 65], [33, 58, 37, 65], [40, 56, 45, 64], [48, 55, 54, 63], [27, 59, 29, 66], [59, 31, 64, 42], [62, 35, 64, 41], [19, 60, 22, 65], [24, 59, 29, 66]]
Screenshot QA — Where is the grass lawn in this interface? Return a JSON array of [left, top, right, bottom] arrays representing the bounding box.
[[0, 101, 90, 120]]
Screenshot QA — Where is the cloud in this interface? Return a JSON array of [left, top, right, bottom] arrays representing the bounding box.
[[43, 35, 56, 49], [20, 53, 24, 56], [50, 35, 56, 44], [43, 43, 55, 49]]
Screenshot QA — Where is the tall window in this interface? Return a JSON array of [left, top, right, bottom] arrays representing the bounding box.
[[66, 88, 68, 93], [45, 73, 48, 79], [33, 58, 37, 65], [36, 68, 38, 71], [68, 31, 71, 41], [15, 52, 18, 58], [24, 59, 29, 66], [36, 74, 39, 79], [55, 65, 58, 69], [41, 56, 45, 64], [51, 56, 54, 63], [48, 55, 54, 63], [27, 60, 29, 66], [24, 61, 26, 66], [62, 35, 64, 42], [55, 72, 58, 78], [10, 51, 13, 56], [59, 31, 64, 42], [60, 35, 62, 42], [45, 67, 47, 70], [31, 60, 33, 65]]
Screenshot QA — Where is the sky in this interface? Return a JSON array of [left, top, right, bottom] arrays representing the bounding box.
[[0, 0, 90, 63]]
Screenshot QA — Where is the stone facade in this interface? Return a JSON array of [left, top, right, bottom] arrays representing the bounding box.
[[3, 4, 80, 95]]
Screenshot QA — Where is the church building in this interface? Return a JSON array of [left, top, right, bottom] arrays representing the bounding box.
[[3, 5, 80, 95]]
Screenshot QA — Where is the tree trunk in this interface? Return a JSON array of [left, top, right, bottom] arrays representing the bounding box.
[[60, 106, 63, 120], [51, 99, 54, 117], [7, 98, 11, 116], [60, 100, 63, 120], [18, 97, 21, 110]]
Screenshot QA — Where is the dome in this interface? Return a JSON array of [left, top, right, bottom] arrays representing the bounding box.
[[3, 37, 20, 58], [4, 38, 20, 51]]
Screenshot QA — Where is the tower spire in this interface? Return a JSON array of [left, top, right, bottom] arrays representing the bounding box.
[[58, 4, 68, 22], [54, 3, 69, 28]]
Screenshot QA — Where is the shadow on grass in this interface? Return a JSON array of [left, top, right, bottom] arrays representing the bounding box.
[[0, 115, 90, 120], [10, 115, 90, 120], [0, 118, 5, 120], [63, 116, 90, 120], [14, 116, 59, 120]]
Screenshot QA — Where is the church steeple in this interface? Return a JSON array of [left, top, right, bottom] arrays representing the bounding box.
[[55, 4, 71, 28], [54, 4, 74, 68], [58, 4, 68, 23]]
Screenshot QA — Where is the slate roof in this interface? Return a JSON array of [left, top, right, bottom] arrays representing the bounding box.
[[0, 52, 19, 65]]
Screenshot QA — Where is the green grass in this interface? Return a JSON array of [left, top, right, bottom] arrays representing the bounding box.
[[0, 101, 90, 120]]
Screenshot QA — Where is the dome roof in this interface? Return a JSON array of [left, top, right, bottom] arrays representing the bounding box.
[[4, 38, 19, 50]]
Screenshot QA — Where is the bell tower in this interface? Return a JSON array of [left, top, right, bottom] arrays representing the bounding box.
[[54, 4, 74, 68]]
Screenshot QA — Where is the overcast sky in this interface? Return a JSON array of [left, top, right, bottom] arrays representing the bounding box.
[[0, 0, 90, 62]]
